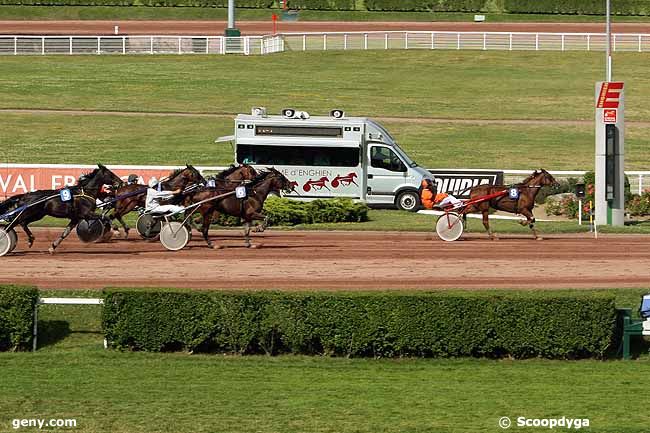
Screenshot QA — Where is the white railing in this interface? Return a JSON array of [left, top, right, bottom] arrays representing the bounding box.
[[502, 169, 649, 195], [277, 31, 650, 53], [0, 35, 266, 55], [2, 32, 650, 55]]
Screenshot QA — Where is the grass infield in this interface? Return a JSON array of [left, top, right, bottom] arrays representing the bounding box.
[[0, 288, 648, 433], [3, 51, 650, 170]]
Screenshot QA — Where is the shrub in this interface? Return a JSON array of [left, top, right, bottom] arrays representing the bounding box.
[[544, 193, 578, 219], [627, 191, 650, 216], [103, 289, 617, 359], [0, 285, 39, 352], [263, 196, 369, 226]]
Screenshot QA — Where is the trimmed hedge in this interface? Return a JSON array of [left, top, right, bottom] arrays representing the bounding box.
[[103, 290, 617, 359], [264, 196, 369, 225], [0, 286, 38, 352], [286, 0, 356, 10], [504, 0, 650, 15], [364, 0, 487, 12]]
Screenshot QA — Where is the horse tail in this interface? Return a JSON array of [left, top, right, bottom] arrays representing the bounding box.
[[0, 195, 22, 215]]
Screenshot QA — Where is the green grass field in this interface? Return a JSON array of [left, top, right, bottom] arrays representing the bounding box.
[[0, 288, 648, 433], [3, 51, 650, 170]]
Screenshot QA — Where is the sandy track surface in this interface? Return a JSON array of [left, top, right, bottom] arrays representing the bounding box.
[[2, 20, 650, 35], [2, 228, 649, 290]]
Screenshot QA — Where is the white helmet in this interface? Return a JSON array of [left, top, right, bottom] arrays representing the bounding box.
[[148, 177, 158, 188]]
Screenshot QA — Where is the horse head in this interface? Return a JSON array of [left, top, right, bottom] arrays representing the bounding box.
[[537, 168, 559, 187], [79, 164, 122, 192], [265, 167, 294, 194]]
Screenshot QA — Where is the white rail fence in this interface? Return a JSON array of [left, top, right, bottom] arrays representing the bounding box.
[[3, 31, 650, 55]]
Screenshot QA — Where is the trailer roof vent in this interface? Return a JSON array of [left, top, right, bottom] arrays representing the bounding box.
[[282, 108, 310, 119], [251, 107, 267, 117], [330, 109, 345, 119]]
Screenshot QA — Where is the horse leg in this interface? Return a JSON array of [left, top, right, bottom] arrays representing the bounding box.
[[253, 215, 269, 233], [520, 209, 541, 240], [482, 208, 497, 240], [49, 220, 77, 254], [115, 214, 130, 238], [201, 212, 215, 249], [21, 223, 35, 248], [243, 221, 252, 248]]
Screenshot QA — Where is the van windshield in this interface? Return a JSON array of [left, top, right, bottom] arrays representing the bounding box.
[[367, 120, 417, 168]]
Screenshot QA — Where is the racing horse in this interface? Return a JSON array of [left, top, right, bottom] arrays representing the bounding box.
[[187, 167, 293, 248], [467, 169, 558, 240], [108, 165, 205, 238], [1, 164, 123, 253]]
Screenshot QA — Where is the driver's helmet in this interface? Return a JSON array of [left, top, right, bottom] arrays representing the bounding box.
[[148, 177, 158, 188], [127, 174, 139, 185]]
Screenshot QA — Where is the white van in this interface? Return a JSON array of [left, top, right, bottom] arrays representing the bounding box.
[[221, 107, 434, 211]]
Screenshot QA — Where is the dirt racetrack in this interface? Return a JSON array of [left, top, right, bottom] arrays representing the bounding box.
[[2, 20, 650, 35], [2, 228, 649, 290]]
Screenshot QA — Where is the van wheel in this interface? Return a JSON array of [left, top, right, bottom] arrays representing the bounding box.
[[396, 190, 420, 212]]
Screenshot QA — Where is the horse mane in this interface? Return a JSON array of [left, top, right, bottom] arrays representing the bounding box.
[[249, 170, 275, 185], [215, 164, 240, 179], [168, 167, 185, 179]]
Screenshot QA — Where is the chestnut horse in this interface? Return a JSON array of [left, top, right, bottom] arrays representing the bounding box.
[[467, 169, 558, 240], [187, 168, 292, 248], [108, 165, 205, 237]]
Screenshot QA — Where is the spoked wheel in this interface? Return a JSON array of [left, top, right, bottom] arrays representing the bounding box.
[[0, 227, 17, 256], [436, 212, 464, 242], [76, 219, 106, 243], [136, 214, 161, 240], [159, 222, 190, 251]]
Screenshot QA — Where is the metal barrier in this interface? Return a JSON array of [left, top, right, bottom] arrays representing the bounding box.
[[2, 32, 650, 55]]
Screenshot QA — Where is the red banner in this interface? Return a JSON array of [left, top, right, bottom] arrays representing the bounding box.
[[0, 165, 195, 198]]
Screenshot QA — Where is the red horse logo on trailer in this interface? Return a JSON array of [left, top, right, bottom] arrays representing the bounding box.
[[303, 177, 330, 192], [331, 172, 358, 188]]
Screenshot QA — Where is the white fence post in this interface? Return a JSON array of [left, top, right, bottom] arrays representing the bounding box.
[[535, 33, 539, 50], [457, 32, 461, 50], [364, 33, 368, 50], [587, 34, 591, 51], [323, 34, 327, 51], [14, 36, 17, 55], [639, 34, 642, 52], [69, 36, 73, 55], [561, 34, 565, 51], [405, 32, 409, 49], [123, 36, 126, 54], [483, 32, 486, 50], [41, 37, 44, 55], [97, 36, 101, 55], [431, 32, 435, 50], [384, 33, 388, 50], [509, 33, 512, 51], [150, 36, 154, 54], [639, 174, 644, 194], [178, 37, 182, 54], [302, 34, 306, 51], [344, 33, 347, 50]]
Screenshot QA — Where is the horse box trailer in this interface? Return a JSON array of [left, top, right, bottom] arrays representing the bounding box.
[[219, 107, 434, 211]]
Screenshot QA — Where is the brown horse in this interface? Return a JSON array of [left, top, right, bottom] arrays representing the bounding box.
[[108, 165, 205, 238], [187, 167, 293, 248], [467, 169, 559, 240]]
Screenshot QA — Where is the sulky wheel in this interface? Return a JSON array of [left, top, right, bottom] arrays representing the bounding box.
[[159, 222, 190, 251], [0, 227, 16, 256], [136, 214, 162, 240], [436, 212, 464, 242], [76, 219, 106, 243], [1, 225, 18, 253]]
